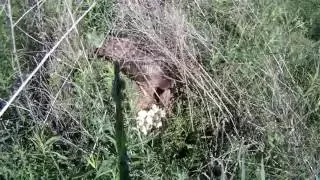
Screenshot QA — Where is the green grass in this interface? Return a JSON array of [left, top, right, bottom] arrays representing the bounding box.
[[0, 9, 13, 99], [1, 0, 320, 179]]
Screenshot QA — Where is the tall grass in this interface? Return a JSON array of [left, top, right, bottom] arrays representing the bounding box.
[[0, 0, 320, 179]]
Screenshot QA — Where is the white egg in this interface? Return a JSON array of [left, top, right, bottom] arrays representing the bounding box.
[[138, 110, 148, 118], [141, 126, 148, 135], [145, 116, 153, 125], [155, 121, 162, 128], [151, 104, 159, 111], [147, 110, 156, 117]]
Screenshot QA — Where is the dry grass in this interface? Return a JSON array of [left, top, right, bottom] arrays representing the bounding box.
[[1, 0, 320, 179]]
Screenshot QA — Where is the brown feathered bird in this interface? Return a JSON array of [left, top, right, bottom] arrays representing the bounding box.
[[94, 37, 174, 111]]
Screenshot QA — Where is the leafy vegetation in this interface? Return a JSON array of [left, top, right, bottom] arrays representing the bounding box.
[[0, 0, 320, 179]]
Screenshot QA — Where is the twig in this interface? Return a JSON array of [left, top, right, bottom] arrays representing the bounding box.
[[0, 1, 97, 117], [0, 98, 30, 112], [16, 25, 45, 45], [7, 0, 22, 76]]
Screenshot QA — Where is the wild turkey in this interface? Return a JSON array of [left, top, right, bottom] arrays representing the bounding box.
[[94, 37, 174, 111]]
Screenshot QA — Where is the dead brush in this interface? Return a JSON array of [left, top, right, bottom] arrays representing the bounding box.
[[94, 0, 234, 121]]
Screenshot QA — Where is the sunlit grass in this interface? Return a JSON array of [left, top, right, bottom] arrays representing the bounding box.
[[0, 0, 320, 179]]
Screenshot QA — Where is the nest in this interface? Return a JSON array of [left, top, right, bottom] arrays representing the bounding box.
[[94, 37, 176, 113], [92, 0, 231, 117]]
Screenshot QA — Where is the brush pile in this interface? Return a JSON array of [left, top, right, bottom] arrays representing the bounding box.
[[95, 0, 232, 117]]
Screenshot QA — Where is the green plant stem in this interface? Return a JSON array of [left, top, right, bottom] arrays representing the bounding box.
[[112, 61, 129, 180]]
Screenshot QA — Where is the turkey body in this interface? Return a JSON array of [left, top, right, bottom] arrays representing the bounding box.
[[94, 37, 173, 111]]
